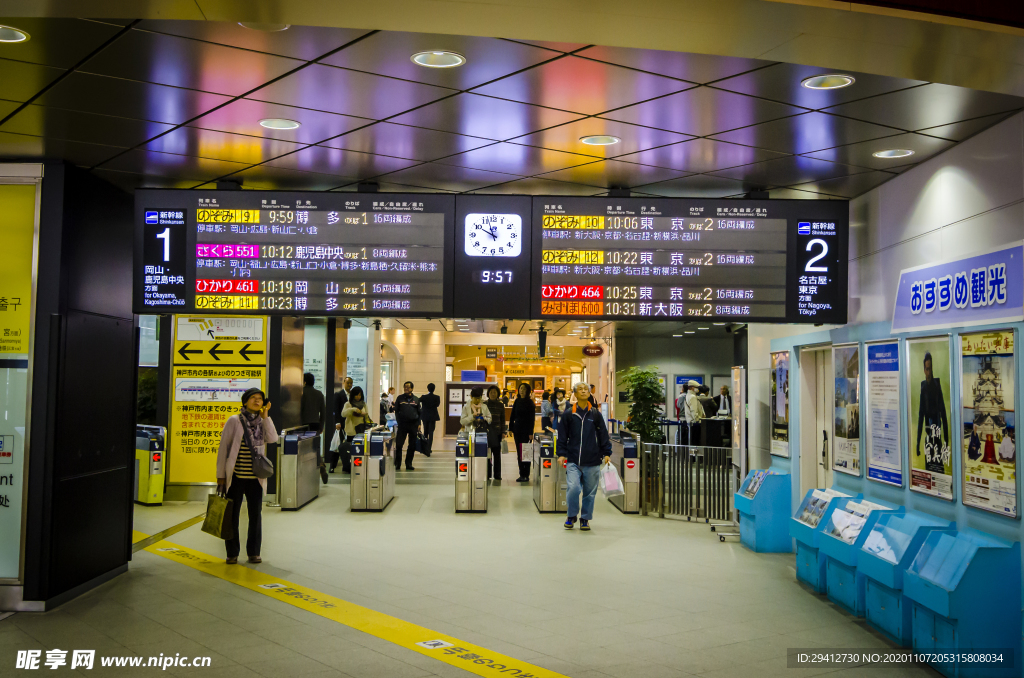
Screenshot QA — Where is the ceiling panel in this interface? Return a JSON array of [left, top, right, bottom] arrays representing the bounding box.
[[710, 155, 867, 187], [472, 55, 689, 115], [389, 93, 582, 141], [334, 180, 457, 193], [189, 98, 371, 144], [224, 164, 351, 191], [0, 131, 125, 167], [144, 127, 303, 165], [0, 58, 66, 102], [92, 166, 203, 191], [824, 83, 1024, 132], [265, 145, 419, 180], [916, 112, 1016, 141], [134, 20, 369, 61], [539, 159, 688, 189], [319, 121, 492, 161], [35, 72, 232, 124], [381, 162, 522, 192], [0, 104, 175, 147], [803, 132, 953, 171], [322, 31, 560, 90], [438, 142, 595, 176], [511, 39, 588, 53], [713, 63, 926, 109], [633, 173, 759, 198], [511, 117, 690, 157], [767, 187, 841, 200], [81, 29, 303, 97], [0, 99, 22, 119], [576, 46, 772, 85], [790, 170, 897, 198], [601, 86, 802, 136], [251, 63, 454, 120], [0, 17, 123, 69], [96, 148, 251, 183], [710, 111, 899, 154], [466, 176, 601, 195], [612, 138, 788, 172]]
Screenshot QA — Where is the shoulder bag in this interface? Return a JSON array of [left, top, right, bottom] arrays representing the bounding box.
[[238, 415, 275, 479]]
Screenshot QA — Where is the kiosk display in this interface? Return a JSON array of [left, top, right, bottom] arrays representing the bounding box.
[[907, 337, 954, 500], [770, 351, 790, 457], [832, 343, 860, 476], [742, 469, 776, 498], [826, 499, 890, 544], [960, 330, 1017, 517], [867, 341, 902, 486], [796, 488, 850, 528]]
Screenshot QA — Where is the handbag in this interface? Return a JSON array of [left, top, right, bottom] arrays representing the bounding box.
[[500, 438, 509, 455], [238, 414, 274, 479], [330, 429, 341, 452], [201, 493, 234, 540]]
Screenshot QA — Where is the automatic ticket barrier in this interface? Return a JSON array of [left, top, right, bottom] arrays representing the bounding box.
[[610, 431, 640, 514], [533, 434, 567, 512], [455, 430, 489, 512], [279, 429, 321, 510], [135, 425, 165, 506], [350, 426, 395, 512]]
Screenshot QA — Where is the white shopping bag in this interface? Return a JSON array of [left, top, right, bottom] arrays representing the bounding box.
[[330, 429, 341, 452], [599, 462, 624, 498]]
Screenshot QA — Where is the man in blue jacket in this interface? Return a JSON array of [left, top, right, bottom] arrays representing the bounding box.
[[557, 383, 612, 531]]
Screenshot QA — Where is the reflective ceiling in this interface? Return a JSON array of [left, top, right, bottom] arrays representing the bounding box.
[[1, 17, 1022, 198]]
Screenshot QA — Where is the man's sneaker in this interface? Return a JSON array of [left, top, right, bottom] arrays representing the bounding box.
[[563, 517, 577, 529], [580, 519, 591, 531]]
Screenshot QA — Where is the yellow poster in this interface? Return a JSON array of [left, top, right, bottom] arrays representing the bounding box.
[[0, 184, 36, 355], [168, 316, 268, 484]]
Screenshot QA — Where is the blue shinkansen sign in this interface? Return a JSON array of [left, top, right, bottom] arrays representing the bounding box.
[[891, 242, 1024, 333]]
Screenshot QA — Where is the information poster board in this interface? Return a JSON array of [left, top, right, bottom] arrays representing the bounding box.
[[867, 341, 902, 486], [961, 330, 1017, 517], [833, 344, 861, 475], [907, 337, 954, 500], [770, 351, 790, 457], [169, 316, 268, 485]]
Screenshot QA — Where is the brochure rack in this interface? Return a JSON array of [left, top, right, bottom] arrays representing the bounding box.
[[734, 470, 791, 553], [819, 497, 902, 615], [790, 488, 857, 593], [857, 512, 954, 646], [903, 528, 1021, 678]]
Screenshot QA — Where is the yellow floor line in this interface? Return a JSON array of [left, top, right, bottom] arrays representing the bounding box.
[[132, 531, 566, 678]]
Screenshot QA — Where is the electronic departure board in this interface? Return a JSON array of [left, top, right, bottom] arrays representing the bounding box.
[[134, 191, 455, 316], [532, 197, 848, 323]]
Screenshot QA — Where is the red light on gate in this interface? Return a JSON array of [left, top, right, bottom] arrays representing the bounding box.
[[354, 458, 363, 467], [152, 452, 161, 462], [626, 460, 636, 469], [561, 459, 566, 468], [542, 459, 552, 468], [459, 463, 468, 472]]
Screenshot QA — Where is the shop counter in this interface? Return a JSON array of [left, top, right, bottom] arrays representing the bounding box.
[[734, 470, 791, 553], [790, 488, 857, 593]]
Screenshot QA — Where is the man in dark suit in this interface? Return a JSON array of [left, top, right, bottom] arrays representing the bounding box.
[[420, 383, 441, 457], [714, 385, 733, 417], [332, 376, 353, 473]]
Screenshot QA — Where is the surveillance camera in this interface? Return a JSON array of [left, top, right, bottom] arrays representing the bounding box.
[[342, 318, 352, 330], [373, 319, 382, 330]]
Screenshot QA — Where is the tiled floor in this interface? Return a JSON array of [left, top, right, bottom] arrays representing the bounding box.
[[2, 439, 939, 678]]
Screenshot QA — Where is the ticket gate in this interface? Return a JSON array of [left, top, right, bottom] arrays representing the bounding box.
[[610, 431, 640, 514], [532, 434, 567, 512], [134, 425, 165, 506], [350, 427, 395, 511], [455, 429, 489, 512], [279, 430, 320, 510]]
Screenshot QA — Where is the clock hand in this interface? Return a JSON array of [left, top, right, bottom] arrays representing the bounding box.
[[476, 224, 497, 240]]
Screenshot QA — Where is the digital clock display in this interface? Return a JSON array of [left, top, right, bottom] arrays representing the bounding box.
[[474, 270, 514, 283]]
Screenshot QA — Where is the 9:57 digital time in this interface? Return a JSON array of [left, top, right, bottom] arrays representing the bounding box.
[[473, 270, 514, 283]]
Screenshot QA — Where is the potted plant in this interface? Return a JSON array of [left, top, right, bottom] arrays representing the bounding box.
[[619, 366, 665, 444]]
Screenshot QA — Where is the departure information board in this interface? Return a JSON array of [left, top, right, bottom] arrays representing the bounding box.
[[531, 197, 848, 323], [134, 191, 455, 316]]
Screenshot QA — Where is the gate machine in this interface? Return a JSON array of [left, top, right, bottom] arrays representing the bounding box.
[[135, 425, 165, 506], [350, 426, 395, 512], [609, 430, 640, 514], [455, 429, 489, 512], [532, 433, 567, 513]]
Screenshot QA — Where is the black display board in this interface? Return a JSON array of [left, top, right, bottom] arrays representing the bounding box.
[[531, 197, 848, 324], [134, 190, 456, 316]]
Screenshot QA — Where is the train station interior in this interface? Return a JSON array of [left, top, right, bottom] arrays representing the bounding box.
[[3, 2, 1024, 677]]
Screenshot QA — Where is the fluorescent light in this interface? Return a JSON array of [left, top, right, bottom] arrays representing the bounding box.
[[698, 327, 709, 330], [411, 51, 466, 68], [238, 22, 290, 31], [672, 334, 682, 337], [259, 118, 301, 130], [0, 25, 29, 42], [585, 321, 597, 323], [801, 74, 855, 90], [713, 323, 726, 325], [580, 135, 620, 146], [872, 149, 915, 159], [684, 331, 696, 334]]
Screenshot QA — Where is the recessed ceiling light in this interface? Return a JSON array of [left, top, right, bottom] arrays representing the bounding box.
[[801, 74, 855, 90], [0, 25, 29, 43], [259, 118, 301, 130], [580, 135, 621, 146], [585, 321, 597, 324], [872, 149, 915, 159], [411, 50, 466, 68], [238, 22, 291, 31]]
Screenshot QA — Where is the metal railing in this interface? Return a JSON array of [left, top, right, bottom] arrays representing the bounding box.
[[640, 443, 735, 522]]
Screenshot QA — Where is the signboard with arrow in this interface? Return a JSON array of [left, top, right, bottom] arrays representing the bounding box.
[[173, 316, 267, 366]]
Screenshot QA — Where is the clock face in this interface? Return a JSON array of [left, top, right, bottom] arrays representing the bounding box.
[[464, 213, 522, 257]]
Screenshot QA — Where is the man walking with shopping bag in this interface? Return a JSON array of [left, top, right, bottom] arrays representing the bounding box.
[[557, 383, 612, 531]]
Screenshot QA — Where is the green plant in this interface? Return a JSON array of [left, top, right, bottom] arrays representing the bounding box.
[[619, 365, 665, 444]]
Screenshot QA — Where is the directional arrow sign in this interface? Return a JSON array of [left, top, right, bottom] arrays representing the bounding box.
[[208, 343, 234, 361], [177, 343, 203, 361], [239, 343, 264, 362]]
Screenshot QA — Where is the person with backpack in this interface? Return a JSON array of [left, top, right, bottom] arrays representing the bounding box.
[[556, 383, 612, 531]]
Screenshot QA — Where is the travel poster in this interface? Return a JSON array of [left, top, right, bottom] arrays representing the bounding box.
[[866, 341, 902, 486], [833, 344, 861, 476], [770, 351, 790, 457], [907, 337, 954, 500]]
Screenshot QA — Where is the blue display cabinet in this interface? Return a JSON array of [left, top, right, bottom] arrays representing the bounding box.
[[734, 470, 791, 553], [819, 497, 903, 616], [857, 512, 954, 646], [790, 488, 857, 593], [903, 528, 1021, 678]]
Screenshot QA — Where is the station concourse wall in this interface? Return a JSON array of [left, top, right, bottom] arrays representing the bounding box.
[[752, 111, 1024, 630]]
